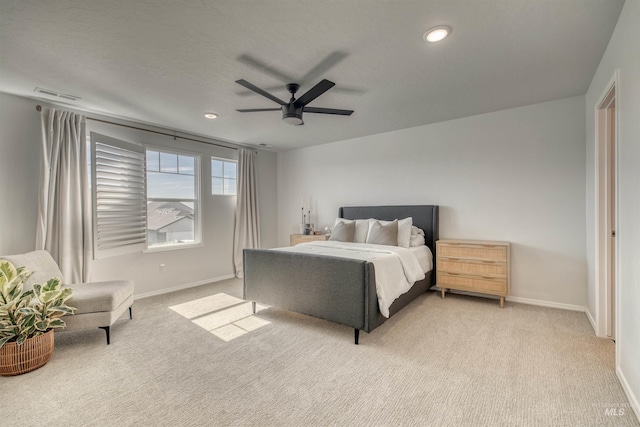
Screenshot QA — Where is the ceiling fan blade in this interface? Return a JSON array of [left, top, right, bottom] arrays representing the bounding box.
[[235, 79, 286, 106], [300, 51, 348, 82], [237, 54, 296, 83], [294, 79, 335, 108], [304, 107, 354, 116], [236, 108, 282, 112]]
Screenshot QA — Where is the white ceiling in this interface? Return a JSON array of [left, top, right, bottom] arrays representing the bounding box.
[[0, 0, 624, 151]]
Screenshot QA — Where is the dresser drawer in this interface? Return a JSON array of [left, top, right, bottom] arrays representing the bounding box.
[[437, 243, 507, 261], [437, 258, 507, 278], [438, 272, 507, 295]]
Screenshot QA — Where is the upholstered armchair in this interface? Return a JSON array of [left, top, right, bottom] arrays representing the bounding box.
[[1, 250, 134, 344]]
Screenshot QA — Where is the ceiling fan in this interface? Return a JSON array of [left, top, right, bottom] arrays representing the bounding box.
[[235, 79, 354, 125]]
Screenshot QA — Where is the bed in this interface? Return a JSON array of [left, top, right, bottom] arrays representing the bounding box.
[[243, 205, 439, 344]]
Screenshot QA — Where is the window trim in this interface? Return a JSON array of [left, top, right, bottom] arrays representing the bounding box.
[[145, 146, 202, 251], [211, 156, 238, 196]]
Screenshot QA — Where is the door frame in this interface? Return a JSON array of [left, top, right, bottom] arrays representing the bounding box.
[[594, 70, 619, 341]]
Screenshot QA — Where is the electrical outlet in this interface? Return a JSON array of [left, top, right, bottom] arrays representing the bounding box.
[[159, 264, 165, 272]]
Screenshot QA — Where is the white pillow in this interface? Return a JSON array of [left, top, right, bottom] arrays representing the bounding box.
[[334, 218, 370, 243], [367, 217, 412, 248], [411, 225, 425, 236], [409, 234, 426, 247], [366, 220, 398, 246], [329, 220, 355, 242]]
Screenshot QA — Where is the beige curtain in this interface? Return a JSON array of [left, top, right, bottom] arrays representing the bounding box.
[[233, 149, 261, 278], [36, 108, 91, 283]]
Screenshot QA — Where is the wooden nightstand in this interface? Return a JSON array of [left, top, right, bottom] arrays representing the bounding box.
[[290, 234, 330, 246], [436, 239, 511, 308]]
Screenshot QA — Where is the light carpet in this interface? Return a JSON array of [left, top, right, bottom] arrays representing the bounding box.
[[2, 278, 638, 426]]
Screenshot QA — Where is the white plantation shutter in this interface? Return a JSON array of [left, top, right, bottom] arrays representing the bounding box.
[[90, 132, 146, 258]]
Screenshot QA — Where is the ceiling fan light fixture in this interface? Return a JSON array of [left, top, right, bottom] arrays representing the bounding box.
[[424, 25, 451, 43], [283, 115, 303, 126], [282, 104, 303, 125], [204, 113, 218, 119]]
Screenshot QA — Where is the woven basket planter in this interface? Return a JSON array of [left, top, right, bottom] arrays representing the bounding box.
[[0, 329, 55, 376]]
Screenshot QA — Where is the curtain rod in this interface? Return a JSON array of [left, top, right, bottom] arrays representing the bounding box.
[[36, 104, 240, 152]]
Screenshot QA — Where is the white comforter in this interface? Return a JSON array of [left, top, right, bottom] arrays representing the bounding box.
[[274, 241, 427, 318]]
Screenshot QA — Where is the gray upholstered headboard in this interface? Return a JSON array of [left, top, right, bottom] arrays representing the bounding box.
[[338, 204, 439, 257]]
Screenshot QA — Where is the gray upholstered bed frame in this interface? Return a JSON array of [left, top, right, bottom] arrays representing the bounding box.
[[243, 205, 439, 344]]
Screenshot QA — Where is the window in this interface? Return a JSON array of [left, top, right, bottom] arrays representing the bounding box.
[[146, 149, 201, 249], [211, 158, 237, 195], [90, 132, 147, 258]]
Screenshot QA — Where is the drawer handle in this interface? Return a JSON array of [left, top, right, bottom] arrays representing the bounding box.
[[481, 275, 495, 279], [447, 257, 460, 261], [480, 260, 496, 264], [481, 244, 496, 248], [447, 272, 459, 276]]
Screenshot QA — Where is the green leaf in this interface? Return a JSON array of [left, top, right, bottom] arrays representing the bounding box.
[[34, 320, 49, 331], [42, 278, 61, 292], [47, 306, 75, 315], [58, 287, 74, 300], [16, 306, 38, 315], [19, 313, 36, 330], [2, 300, 17, 313], [0, 260, 17, 282], [0, 320, 13, 328], [0, 261, 33, 301], [0, 335, 15, 348], [48, 318, 66, 329], [0, 325, 18, 334], [38, 291, 56, 304]]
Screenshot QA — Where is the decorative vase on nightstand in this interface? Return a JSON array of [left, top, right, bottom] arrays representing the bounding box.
[[299, 223, 314, 235]]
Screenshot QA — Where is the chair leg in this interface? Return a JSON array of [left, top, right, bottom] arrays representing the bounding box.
[[99, 326, 111, 345], [129, 306, 133, 320]]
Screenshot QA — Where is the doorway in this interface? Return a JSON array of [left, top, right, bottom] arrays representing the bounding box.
[[596, 74, 617, 340]]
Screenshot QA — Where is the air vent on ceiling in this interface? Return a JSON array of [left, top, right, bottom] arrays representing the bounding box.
[[34, 87, 81, 101]]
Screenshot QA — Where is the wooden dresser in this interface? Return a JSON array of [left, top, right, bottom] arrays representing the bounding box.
[[436, 239, 510, 308], [290, 234, 330, 246]]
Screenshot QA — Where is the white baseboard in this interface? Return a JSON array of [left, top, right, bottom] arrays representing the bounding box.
[[438, 288, 586, 312], [616, 366, 640, 423], [134, 274, 237, 300], [585, 308, 598, 333], [505, 295, 586, 312]]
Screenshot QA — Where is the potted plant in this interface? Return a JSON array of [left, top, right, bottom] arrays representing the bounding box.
[[0, 259, 75, 376]]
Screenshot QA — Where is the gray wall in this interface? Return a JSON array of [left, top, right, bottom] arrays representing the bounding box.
[[0, 92, 279, 297], [0, 94, 41, 255], [585, 0, 640, 415], [278, 96, 587, 307]]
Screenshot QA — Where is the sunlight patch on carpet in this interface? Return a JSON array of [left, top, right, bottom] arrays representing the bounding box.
[[169, 293, 268, 341]]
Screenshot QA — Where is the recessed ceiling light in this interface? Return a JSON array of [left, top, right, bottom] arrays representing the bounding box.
[[204, 113, 218, 119], [423, 25, 451, 43], [259, 143, 272, 148]]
